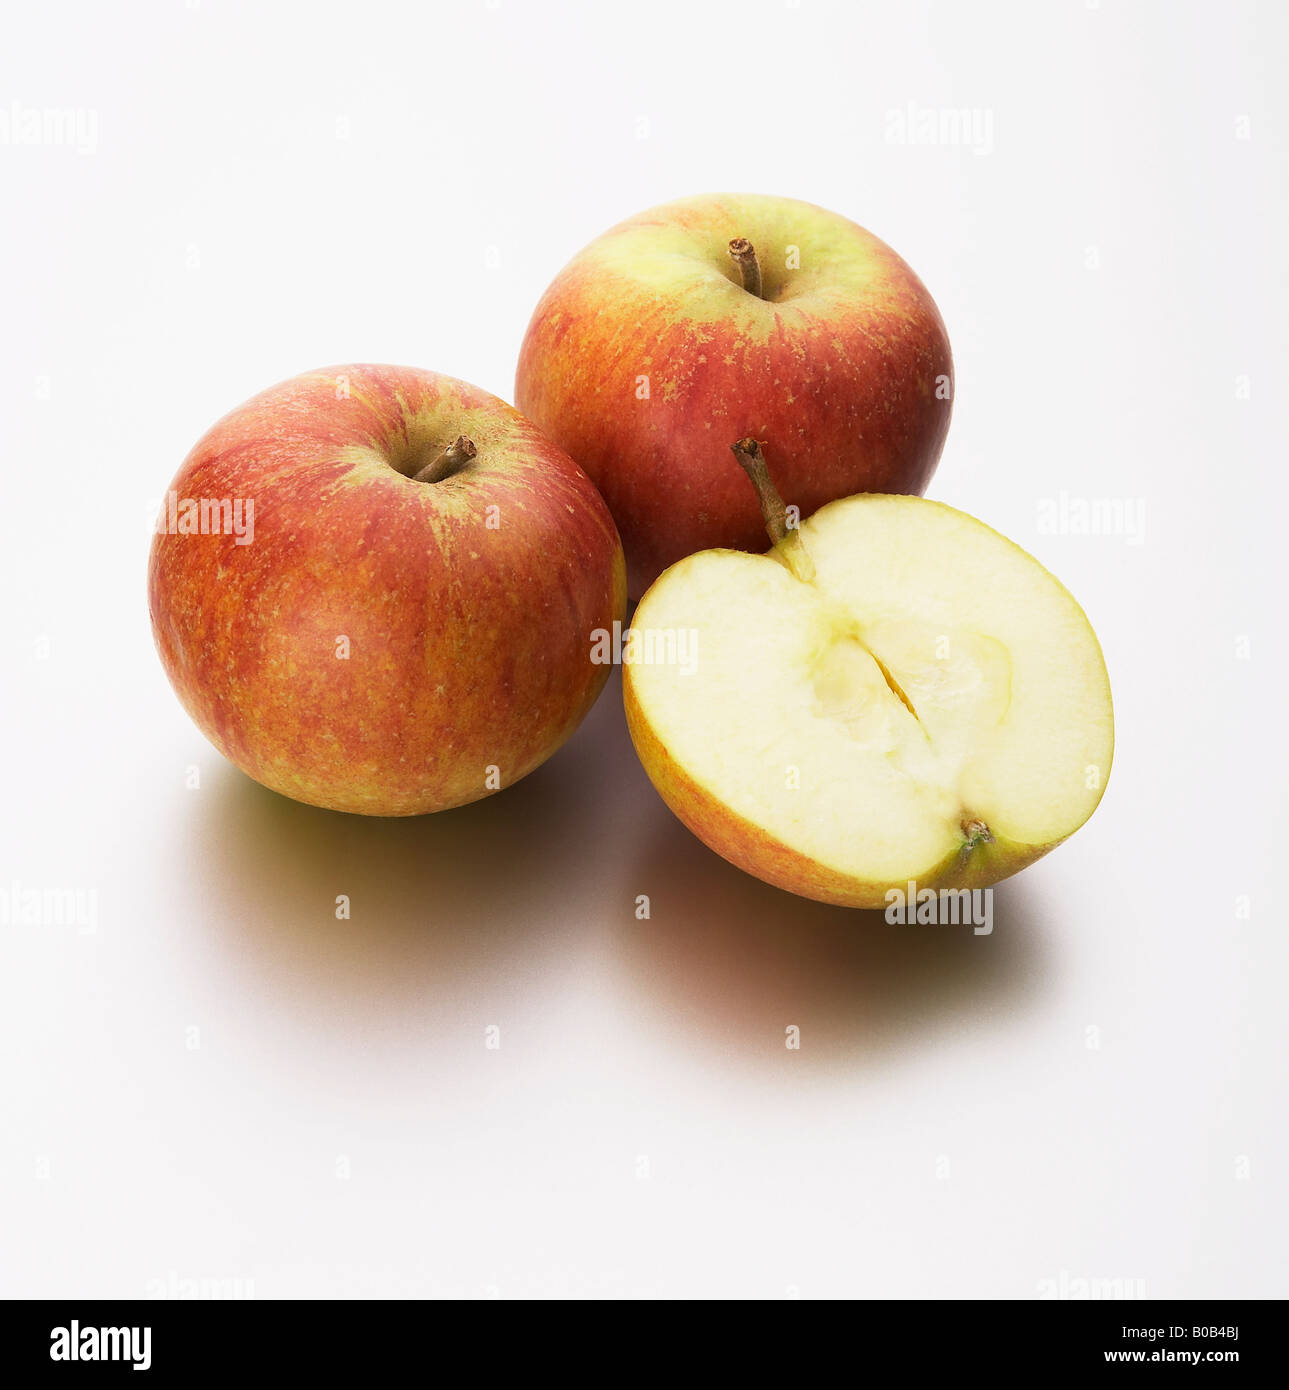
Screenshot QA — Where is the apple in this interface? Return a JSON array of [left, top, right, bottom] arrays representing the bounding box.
[[623, 440, 1113, 907], [515, 192, 953, 598], [148, 365, 626, 816]]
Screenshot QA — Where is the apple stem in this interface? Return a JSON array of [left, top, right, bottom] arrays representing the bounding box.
[[413, 435, 477, 484], [728, 238, 763, 299], [730, 438, 815, 582]]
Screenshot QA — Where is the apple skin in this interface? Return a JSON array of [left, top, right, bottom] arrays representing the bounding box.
[[624, 660, 1059, 910], [516, 192, 953, 598], [148, 365, 626, 816]]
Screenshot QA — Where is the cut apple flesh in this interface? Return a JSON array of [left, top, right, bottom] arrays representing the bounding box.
[[624, 494, 1114, 906]]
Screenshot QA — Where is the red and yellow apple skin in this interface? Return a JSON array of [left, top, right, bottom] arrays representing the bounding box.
[[516, 192, 953, 598], [148, 366, 626, 816]]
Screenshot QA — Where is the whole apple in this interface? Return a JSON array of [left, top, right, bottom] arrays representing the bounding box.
[[516, 192, 953, 597], [148, 365, 626, 815]]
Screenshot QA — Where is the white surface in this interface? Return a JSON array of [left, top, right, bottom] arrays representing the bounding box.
[[2, 0, 1285, 1299]]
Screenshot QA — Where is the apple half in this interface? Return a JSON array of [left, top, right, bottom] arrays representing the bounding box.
[[624, 441, 1113, 907]]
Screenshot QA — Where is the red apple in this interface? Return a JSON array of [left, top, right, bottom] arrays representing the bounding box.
[[148, 365, 626, 815], [516, 192, 954, 597]]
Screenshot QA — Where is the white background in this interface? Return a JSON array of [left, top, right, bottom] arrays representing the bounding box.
[[2, 0, 1285, 1299]]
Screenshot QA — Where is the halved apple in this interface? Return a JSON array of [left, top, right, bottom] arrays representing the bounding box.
[[623, 441, 1114, 907]]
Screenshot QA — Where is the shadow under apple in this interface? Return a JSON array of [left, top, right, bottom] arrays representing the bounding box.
[[176, 680, 637, 1037], [176, 664, 1053, 1072], [607, 798, 1054, 1078]]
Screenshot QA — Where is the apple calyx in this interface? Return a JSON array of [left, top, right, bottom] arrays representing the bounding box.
[[960, 817, 993, 853], [727, 238, 763, 299], [730, 437, 814, 582], [412, 435, 477, 484]]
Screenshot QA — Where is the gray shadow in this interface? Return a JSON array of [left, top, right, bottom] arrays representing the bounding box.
[[178, 678, 631, 1026], [613, 799, 1053, 1076], [179, 664, 1053, 1067]]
